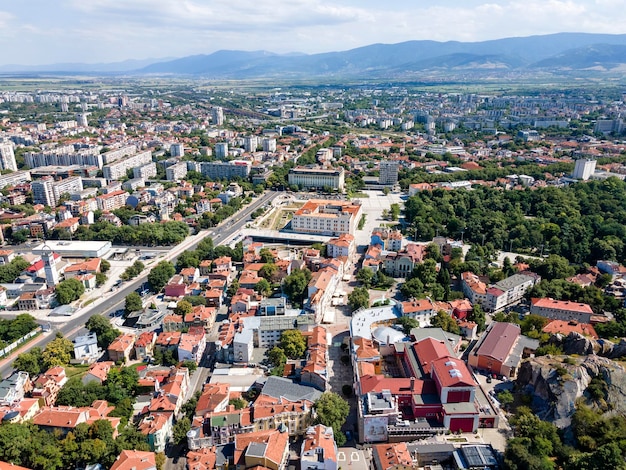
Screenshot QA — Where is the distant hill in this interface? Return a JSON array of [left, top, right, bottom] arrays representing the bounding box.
[[531, 44, 626, 71], [138, 33, 626, 78], [4, 33, 626, 77]]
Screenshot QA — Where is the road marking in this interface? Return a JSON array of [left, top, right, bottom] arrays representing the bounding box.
[[337, 452, 346, 461]]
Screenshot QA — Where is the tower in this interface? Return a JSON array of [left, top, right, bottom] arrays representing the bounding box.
[[212, 106, 224, 126], [0, 143, 17, 172], [379, 161, 399, 185], [41, 244, 59, 287]]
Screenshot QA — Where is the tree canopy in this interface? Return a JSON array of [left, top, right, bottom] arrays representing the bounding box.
[[147, 261, 175, 292], [55, 278, 85, 305], [314, 392, 350, 446]]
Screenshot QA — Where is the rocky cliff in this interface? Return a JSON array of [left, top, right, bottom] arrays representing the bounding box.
[[516, 354, 626, 429], [549, 331, 626, 358]]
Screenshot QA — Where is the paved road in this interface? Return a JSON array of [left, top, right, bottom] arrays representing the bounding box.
[[0, 191, 279, 378]]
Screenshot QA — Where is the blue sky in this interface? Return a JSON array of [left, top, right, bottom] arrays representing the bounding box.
[[1, 0, 625, 65]]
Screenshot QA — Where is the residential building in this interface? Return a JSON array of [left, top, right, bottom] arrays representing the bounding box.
[[134, 162, 157, 179], [72, 333, 101, 364], [326, 233, 355, 259], [138, 412, 173, 453], [212, 107, 224, 126], [461, 272, 488, 306], [134, 331, 157, 360], [96, 190, 128, 211], [262, 138, 277, 152], [103, 150, 153, 180], [110, 450, 157, 470], [398, 299, 435, 327], [32, 366, 67, 407], [201, 161, 251, 180], [0, 170, 31, 190], [300, 425, 338, 470], [165, 161, 188, 181], [32, 400, 120, 437], [234, 429, 290, 470], [573, 158, 596, 180], [288, 167, 345, 191], [215, 142, 229, 158], [82, 361, 114, 385], [542, 320, 599, 339], [31, 177, 56, 206], [107, 334, 135, 364], [178, 330, 207, 363], [0, 142, 18, 171], [484, 273, 540, 312], [292, 199, 362, 236], [373, 442, 416, 470], [530, 297, 595, 323], [0, 372, 30, 405], [383, 244, 425, 278]]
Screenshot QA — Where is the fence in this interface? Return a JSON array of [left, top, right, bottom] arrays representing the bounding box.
[[0, 327, 42, 359]]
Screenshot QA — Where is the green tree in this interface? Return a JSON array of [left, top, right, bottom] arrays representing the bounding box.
[[429, 310, 460, 334], [283, 269, 312, 306], [100, 259, 111, 273], [229, 398, 247, 410], [314, 392, 350, 446], [13, 347, 44, 376], [255, 278, 272, 297], [55, 278, 85, 304], [226, 279, 240, 297], [42, 335, 74, 368], [467, 304, 486, 332], [279, 330, 307, 359], [396, 316, 419, 335], [174, 300, 193, 316], [95, 272, 107, 287], [86, 314, 121, 349], [172, 417, 191, 446], [148, 261, 175, 292], [259, 263, 278, 281], [401, 277, 424, 299], [125, 292, 143, 314], [348, 286, 370, 311], [259, 248, 275, 264], [267, 346, 287, 368], [356, 268, 374, 288]]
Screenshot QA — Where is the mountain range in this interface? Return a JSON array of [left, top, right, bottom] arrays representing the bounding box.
[[3, 33, 626, 78]]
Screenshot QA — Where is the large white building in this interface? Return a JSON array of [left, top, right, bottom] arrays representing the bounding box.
[[573, 159, 596, 181], [103, 150, 152, 180], [0, 143, 18, 172], [212, 107, 224, 126], [133, 162, 157, 180], [288, 167, 345, 191], [291, 199, 362, 236], [32, 176, 83, 207], [215, 143, 229, 159], [165, 162, 188, 181], [0, 170, 31, 190]]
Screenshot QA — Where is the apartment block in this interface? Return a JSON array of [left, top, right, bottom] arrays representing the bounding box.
[[291, 199, 362, 236], [103, 150, 152, 180], [165, 161, 188, 181]]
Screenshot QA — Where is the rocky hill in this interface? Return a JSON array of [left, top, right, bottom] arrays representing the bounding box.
[[517, 354, 626, 429]]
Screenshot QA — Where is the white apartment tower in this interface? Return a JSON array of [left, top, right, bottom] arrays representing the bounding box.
[[170, 143, 185, 157], [0, 143, 18, 172], [573, 159, 596, 181], [379, 161, 399, 185], [32, 177, 56, 206], [215, 143, 229, 159], [212, 107, 224, 126], [262, 138, 277, 152], [76, 113, 89, 127], [244, 136, 258, 153]]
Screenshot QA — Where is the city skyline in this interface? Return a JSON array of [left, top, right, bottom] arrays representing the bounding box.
[[1, 0, 625, 66]]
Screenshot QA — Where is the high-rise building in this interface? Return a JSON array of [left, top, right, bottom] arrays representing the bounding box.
[[103, 151, 153, 180], [165, 162, 188, 181], [0, 143, 18, 172], [262, 138, 277, 152], [573, 159, 596, 181], [288, 167, 345, 191], [379, 161, 399, 185], [215, 143, 229, 159], [32, 177, 56, 206], [212, 107, 224, 126], [170, 143, 185, 157], [76, 113, 89, 127], [244, 136, 258, 153]]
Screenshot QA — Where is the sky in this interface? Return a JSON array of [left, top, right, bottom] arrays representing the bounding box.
[[1, 0, 625, 65]]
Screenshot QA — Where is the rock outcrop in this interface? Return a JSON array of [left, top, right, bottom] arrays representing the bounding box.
[[516, 354, 626, 429], [550, 331, 626, 358]]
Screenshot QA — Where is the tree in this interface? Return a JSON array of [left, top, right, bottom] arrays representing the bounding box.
[[430, 310, 460, 334], [174, 300, 193, 316], [255, 278, 272, 297], [267, 346, 287, 368], [176, 251, 200, 270], [396, 316, 419, 335], [172, 417, 191, 446], [125, 292, 143, 314], [86, 314, 121, 349], [226, 279, 240, 297], [467, 304, 486, 332], [314, 392, 350, 446], [100, 259, 111, 273], [95, 272, 107, 287], [259, 263, 278, 281], [348, 287, 370, 311], [55, 278, 85, 304], [229, 398, 247, 410], [400, 277, 424, 299], [356, 268, 374, 288], [13, 347, 44, 376], [259, 248, 275, 264], [279, 330, 306, 359], [283, 269, 312, 306], [148, 261, 175, 292], [42, 335, 74, 368]]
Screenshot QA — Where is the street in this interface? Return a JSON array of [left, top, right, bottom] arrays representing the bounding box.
[[0, 190, 279, 378]]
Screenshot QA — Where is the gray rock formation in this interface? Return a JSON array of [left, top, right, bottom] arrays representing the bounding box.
[[550, 332, 626, 358], [516, 354, 626, 429]]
